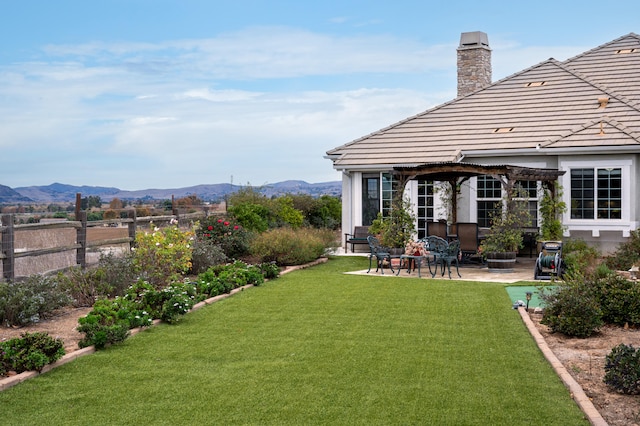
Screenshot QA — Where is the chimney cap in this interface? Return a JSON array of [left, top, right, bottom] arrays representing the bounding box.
[[459, 31, 490, 49]]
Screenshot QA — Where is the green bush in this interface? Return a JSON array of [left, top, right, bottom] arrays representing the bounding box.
[[1, 332, 65, 373], [197, 216, 251, 259], [0, 275, 72, 327], [228, 202, 270, 232], [190, 238, 228, 274], [561, 239, 601, 278], [259, 262, 280, 280], [594, 274, 640, 326], [249, 227, 332, 266], [540, 280, 603, 338], [77, 298, 134, 349], [604, 229, 640, 271], [604, 344, 640, 394]]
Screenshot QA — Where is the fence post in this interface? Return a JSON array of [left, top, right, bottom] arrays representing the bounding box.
[[76, 210, 87, 269], [1, 214, 15, 281], [127, 209, 137, 250]]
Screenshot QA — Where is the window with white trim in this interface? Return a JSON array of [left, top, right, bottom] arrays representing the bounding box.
[[476, 175, 502, 228], [416, 180, 434, 239], [570, 168, 622, 219]]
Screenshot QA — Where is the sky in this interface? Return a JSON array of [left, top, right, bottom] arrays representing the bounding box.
[[1, 1, 639, 190]]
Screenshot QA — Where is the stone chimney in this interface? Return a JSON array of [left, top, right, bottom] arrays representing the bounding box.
[[457, 31, 491, 97]]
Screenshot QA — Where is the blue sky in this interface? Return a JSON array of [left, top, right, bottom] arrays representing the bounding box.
[[1, 1, 638, 190]]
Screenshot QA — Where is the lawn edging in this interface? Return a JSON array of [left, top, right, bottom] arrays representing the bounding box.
[[518, 307, 607, 426], [0, 257, 330, 393]]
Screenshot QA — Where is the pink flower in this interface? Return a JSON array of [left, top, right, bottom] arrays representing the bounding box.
[[217, 219, 223, 223], [207, 225, 213, 231], [233, 225, 239, 230], [224, 221, 230, 226]]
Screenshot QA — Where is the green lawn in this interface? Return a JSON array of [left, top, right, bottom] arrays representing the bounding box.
[[0, 256, 587, 425]]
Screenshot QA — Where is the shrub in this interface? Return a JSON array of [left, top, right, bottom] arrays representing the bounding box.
[[97, 252, 138, 296], [604, 344, 640, 394], [228, 202, 270, 233], [57, 252, 137, 307], [190, 238, 227, 274], [259, 262, 280, 280], [594, 274, 640, 326], [197, 216, 251, 259], [539, 280, 603, 338], [76, 299, 134, 349], [132, 222, 194, 287], [122, 280, 196, 324], [249, 227, 331, 266], [0, 275, 72, 327], [604, 229, 640, 271], [561, 239, 602, 278], [1, 332, 65, 373]]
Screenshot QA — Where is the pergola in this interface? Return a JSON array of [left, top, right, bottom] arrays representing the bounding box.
[[393, 162, 566, 224]]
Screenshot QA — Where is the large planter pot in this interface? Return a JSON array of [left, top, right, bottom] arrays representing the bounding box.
[[486, 251, 517, 273]]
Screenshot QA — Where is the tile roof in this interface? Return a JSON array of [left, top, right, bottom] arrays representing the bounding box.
[[327, 33, 640, 168]]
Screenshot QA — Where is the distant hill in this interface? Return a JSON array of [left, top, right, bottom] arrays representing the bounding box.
[[4, 180, 341, 203], [0, 184, 33, 203]]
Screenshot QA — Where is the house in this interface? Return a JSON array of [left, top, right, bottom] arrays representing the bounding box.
[[326, 32, 640, 254]]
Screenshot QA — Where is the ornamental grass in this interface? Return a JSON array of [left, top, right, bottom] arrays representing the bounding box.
[[0, 256, 586, 425]]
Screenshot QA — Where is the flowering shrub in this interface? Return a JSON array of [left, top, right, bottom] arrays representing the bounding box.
[[197, 216, 250, 259], [132, 221, 194, 287]]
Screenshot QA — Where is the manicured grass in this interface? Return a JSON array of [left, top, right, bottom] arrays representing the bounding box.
[[0, 257, 587, 425]]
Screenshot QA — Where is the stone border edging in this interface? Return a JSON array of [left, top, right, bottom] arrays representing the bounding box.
[[0, 257, 329, 392], [518, 307, 608, 426]]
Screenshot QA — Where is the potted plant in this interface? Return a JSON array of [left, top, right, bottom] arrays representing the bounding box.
[[480, 186, 532, 272], [368, 194, 416, 254]]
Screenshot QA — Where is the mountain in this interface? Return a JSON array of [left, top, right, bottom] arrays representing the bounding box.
[[6, 180, 341, 203], [0, 184, 33, 203]]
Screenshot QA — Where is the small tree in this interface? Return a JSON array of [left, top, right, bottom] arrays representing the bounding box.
[[481, 185, 532, 253], [539, 182, 566, 241], [369, 194, 416, 248]]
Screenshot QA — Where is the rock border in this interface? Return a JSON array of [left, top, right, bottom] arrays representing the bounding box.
[[518, 307, 608, 426]]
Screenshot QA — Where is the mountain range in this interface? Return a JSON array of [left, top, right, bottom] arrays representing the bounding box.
[[0, 181, 342, 204]]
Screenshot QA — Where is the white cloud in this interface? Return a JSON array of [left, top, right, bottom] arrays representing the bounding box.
[[0, 26, 590, 189]]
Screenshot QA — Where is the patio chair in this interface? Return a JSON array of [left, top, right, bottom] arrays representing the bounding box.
[[454, 222, 481, 263], [424, 235, 449, 277], [436, 239, 462, 279], [366, 235, 394, 275], [426, 221, 448, 239]]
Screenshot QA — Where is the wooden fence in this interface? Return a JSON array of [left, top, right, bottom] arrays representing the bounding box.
[[0, 211, 207, 280]]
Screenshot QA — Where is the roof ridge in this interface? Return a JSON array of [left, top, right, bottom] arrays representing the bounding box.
[[543, 116, 640, 147], [562, 33, 640, 64], [554, 59, 640, 111]]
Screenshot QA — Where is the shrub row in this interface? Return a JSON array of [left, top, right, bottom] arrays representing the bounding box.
[[1, 332, 65, 376], [540, 271, 640, 338], [76, 260, 279, 349]]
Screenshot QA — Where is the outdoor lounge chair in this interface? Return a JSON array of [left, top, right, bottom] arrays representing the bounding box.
[[426, 221, 448, 239], [345, 226, 370, 253], [453, 222, 481, 263]]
